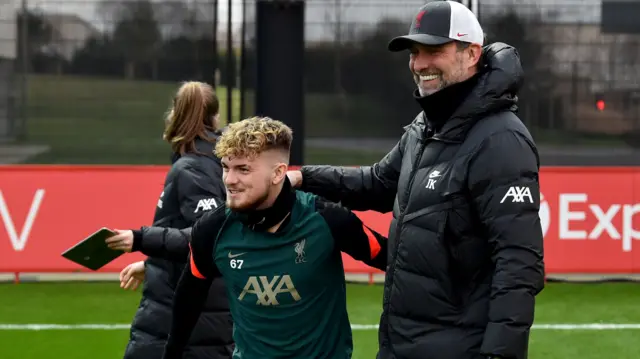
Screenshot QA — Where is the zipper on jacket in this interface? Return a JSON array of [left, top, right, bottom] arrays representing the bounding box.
[[382, 137, 429, 349]]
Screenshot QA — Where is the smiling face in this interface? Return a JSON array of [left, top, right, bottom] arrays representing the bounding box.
[[215, 116, 293, 212], [410, 41, 482, 96], [221, 150, 287, 211]]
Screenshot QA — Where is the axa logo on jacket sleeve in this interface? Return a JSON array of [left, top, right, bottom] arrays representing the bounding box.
[[499, 186, 533, 203], [194, 198, 219, 213], [496, 186, 549, 238], [496, 185, 547, 236]]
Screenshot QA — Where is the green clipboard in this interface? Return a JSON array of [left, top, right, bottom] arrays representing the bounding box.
[[61, 227, 123, 271]]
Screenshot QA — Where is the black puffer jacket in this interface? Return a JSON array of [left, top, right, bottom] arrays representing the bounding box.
[[124, 132, 233, 359], [300, 43, 545, 359]]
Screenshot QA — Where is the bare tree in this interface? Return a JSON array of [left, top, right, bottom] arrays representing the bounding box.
[[99, 0, 162, 79]]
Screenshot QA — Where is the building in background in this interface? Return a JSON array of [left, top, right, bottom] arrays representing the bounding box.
[[42, 13, 99, 63]]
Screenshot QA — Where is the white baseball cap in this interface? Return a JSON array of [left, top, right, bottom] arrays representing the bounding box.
[[388, 1, 484, 52]]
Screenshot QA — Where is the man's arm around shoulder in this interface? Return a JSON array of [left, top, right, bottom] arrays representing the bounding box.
[[315, 197, 387, 271], [468, 130, 545, 359], [296, 133, 408, 213]]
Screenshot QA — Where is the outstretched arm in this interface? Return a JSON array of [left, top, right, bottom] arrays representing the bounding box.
[[105, 228, 191, 261], [298, 133, 407, 213], [130, 226, 192, 262], [315, 197, 387, 271], [162, 206, 228, 359]]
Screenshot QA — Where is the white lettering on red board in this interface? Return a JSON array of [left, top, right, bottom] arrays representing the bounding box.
[[0, 189, 45, 251], [550, 193, 640, 252]]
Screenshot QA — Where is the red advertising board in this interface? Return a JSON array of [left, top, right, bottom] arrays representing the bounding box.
[[538, 167, 640, 273], [0, 166, 638, 275]]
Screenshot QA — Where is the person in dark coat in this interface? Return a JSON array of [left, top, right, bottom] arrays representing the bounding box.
[[106, 81, 233, 359], [286, 2, 545, 359]]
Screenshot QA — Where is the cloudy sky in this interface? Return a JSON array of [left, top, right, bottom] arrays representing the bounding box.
[[12, 0, 605, 28], [19, 0, 243, 28], [0, 0, 606, 50]]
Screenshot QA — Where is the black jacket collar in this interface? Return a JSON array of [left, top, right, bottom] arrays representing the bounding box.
[[414, 73, 480, 135], [171, 128, 223, 164]]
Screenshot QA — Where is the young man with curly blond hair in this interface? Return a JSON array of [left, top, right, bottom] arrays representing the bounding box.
[[127, 116, 388, 359]]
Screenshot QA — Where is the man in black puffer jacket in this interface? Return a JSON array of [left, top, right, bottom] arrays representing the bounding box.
[[287, 2, 545, 359]]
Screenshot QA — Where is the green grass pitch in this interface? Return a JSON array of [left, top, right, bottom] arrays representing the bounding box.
[[0, 281, 639, 359]]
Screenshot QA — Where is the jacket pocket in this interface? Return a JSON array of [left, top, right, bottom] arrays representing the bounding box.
[[437, 210, 465, 309], [401, 201, 453, 225]]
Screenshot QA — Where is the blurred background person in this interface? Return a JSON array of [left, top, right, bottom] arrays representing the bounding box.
[[106, 81, 233, 359]]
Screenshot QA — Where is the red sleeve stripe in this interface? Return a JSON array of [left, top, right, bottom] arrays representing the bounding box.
[[188, 243, 206, 279], [363, 225, 381, 259]]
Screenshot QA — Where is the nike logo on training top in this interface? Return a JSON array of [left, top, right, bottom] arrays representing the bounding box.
[[194, 198, 218, 213]]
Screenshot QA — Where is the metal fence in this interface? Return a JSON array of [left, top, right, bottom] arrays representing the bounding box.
[[0, 0, 638, 165]]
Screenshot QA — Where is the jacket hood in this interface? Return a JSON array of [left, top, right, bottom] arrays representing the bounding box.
[[409, 42, 524, 141], [466, 42, 524, 116], [194, 128, 223, 154]]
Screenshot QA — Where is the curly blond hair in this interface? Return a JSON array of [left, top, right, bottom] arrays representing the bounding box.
[[215, 116, 293, 160]]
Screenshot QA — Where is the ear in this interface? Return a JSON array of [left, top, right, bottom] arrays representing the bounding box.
[[467, 43, 483, 69], [272, 162, 288, 185]]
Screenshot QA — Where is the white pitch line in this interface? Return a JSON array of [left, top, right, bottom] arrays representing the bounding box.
[[352, 324, 640, 330], [0, 324, 131, 330], [532, 324, 640, 330], [1, 323, 640, 331]]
